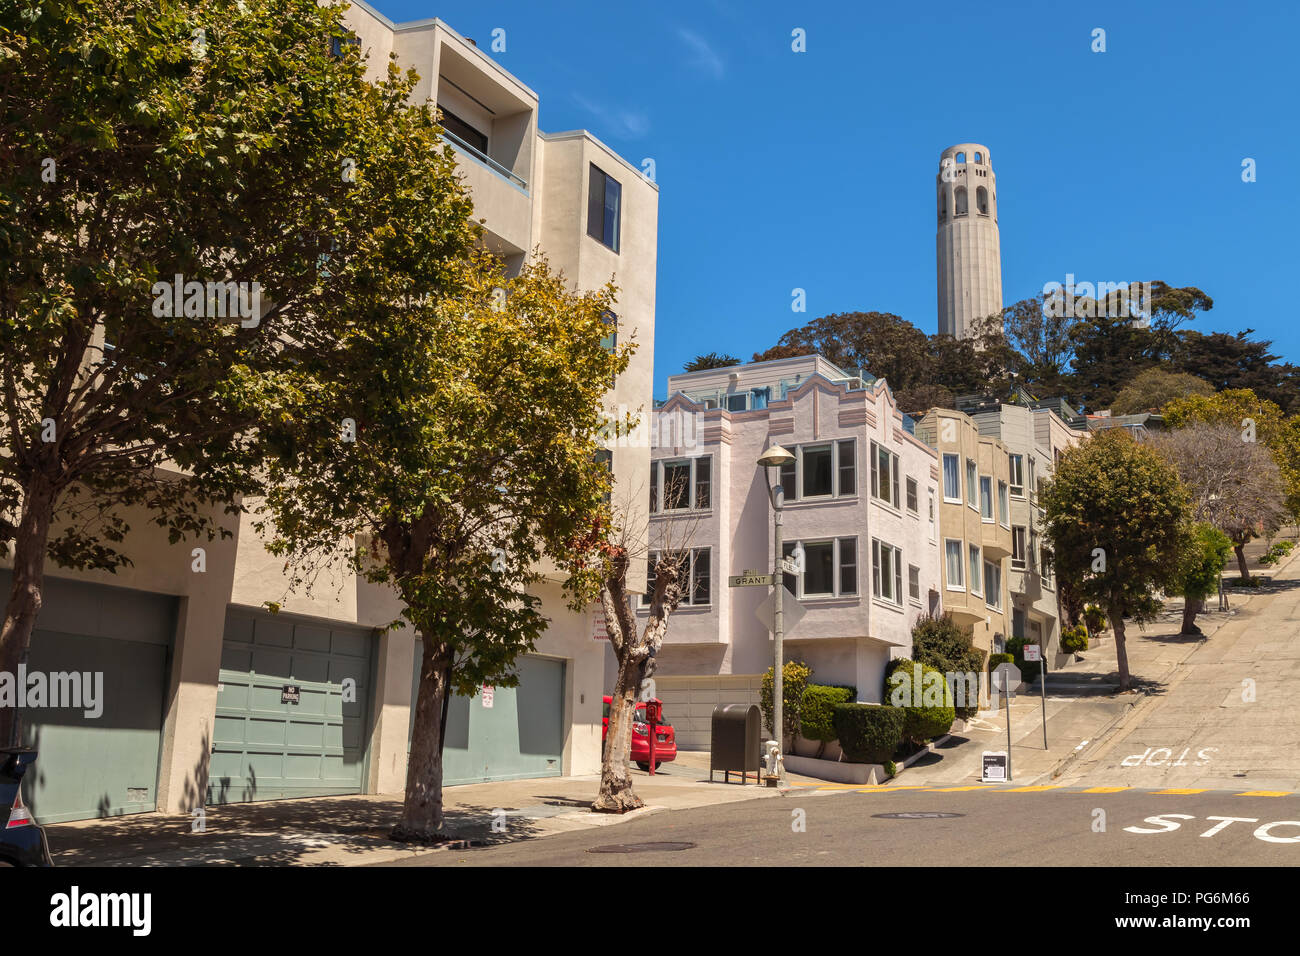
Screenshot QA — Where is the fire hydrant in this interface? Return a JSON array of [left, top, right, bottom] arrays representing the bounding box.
[[763, 739, 782, 787]]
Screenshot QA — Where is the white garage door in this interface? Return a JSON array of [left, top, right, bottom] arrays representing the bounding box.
[[653, 675, 763, 751]]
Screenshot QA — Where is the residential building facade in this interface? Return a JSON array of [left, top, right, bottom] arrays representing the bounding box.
[[3, 6, 657, 823], [636, 356, 943, 749], [915, 409, 1013, 658]]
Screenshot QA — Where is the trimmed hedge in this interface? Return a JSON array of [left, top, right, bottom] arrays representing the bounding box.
[[800, 684, 857, 744], [760, 660, 811, 740], [987, 652, 1014, 669], [832, 703, 906, 764], [1083, 605, 1108, 635], [1006, 636, 1040, 683], [883, 657, 956, 744]]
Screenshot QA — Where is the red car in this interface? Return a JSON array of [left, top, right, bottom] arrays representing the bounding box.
[[601, 695, 677, 771]]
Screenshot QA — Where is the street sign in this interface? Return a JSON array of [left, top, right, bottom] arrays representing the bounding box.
[[992, 662, 1021, 698], [981, 751, 1008, 782], [755, 589, 806, 633], [780, 556, 801, 576], [1023, 644, 1041, 662], [728, 571, 773, 587]]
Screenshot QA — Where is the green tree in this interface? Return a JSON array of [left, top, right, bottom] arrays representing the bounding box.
[[1177, 524, 1232, 635], [1112, 368, 1214, 415], [0, 0, 453, 743], [753, 311, 930, 393], [683, 352, 740, 371], [907, 613, 985, 719], [262, 252, 628, 840], [1174, 330, 1300, 413], [1039, 429, 1192, 690]]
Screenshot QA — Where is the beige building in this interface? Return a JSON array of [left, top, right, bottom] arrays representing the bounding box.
[[936, 143, 1002, 339], [916, 409, 1012, 657], [4, 5, 657, 823], [960, 396, 1084, 662]]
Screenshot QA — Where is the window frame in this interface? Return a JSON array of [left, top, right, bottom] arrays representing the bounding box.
[[586, 163, 622, 253], [968, 544, 983, 597], [906, 476, 919, 514], [642, 547, 712, 607], [650, 456, 712, 514], [965, 459, 978, 511], [870, 441, 901, 509], [942, 453, 961, 503], [984, 559, 1002, 610], [979, 476, 993, 522], [908, 564, 922, 606], [871, 537, 904, 607], [997, 480, 1010, 528], [944, 538, 965, 591], [1011, 525, 1028, 570], [1009, 453, 1025, 498], [783, 537, 858, 600]]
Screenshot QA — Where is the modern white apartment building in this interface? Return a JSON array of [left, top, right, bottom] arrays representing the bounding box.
[[960, 396, 1084, 660], [3, 5, 657, 823], [637, 356, 943, 750]]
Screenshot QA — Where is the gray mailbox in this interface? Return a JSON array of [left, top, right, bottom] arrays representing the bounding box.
[[710, 703, 762, 784]]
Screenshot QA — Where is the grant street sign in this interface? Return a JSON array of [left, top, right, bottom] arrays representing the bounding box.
[[728, 571, 773, 587]]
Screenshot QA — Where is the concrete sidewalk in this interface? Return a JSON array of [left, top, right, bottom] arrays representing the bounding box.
[[891, 531, 1300, 788], [44, 750, 799, 866]]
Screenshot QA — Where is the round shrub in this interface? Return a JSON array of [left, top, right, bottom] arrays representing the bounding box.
[[800, 684, 856, 745], [1060, 624, 1089, 654], [832, 703, 906, 764], [760, 660, 811, 741], [883, 657, 956, 744], [987, 652, 1014, 669], [1083, 604, 1108, 635]]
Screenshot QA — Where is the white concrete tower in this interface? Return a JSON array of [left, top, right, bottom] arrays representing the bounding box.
[[936, 143, 1002, 339]]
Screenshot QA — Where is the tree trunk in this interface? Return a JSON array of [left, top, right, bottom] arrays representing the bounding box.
[[0, 478, 57, 747], [1234, 543, 1250, 582], [391, 635, 453, 842], [1110, 608, 1131, 691], [1180, 595, 1202, 635], [592, 652, 644, 813]]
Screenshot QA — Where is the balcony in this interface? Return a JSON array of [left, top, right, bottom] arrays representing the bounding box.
[[442, 128, 527, 192]]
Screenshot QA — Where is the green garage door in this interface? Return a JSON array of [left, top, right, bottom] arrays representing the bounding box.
[[1, 572, 175, 825], [211, 609, 374, 804], [408, 646, 565, 786]]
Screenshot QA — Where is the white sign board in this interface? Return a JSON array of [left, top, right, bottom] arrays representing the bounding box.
[[591, 606, 607, 641], [981, 751, 1008, 782], [481, 685, 495, 709], [729, 571, 772, 587], [1023, 644, 1041, 662], [755, 590, 806, 633], [780, 556, 801, 577]]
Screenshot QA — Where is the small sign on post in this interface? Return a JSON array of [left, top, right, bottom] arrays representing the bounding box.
[[981, 751, 1009, 782], [481, 685, 495, 709], [729, 570, 773, 587], [1023, 644, 1041, 662]]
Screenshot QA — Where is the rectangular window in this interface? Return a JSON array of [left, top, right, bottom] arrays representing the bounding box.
[[692, 548, 711, 605], [871, 539, 902, 605], [871, 442, 899, 507], [695, 457, 711, 510], [908, 564, 921, 603], [944, 539, 964, 590], [599, 310, 618, 353], [966, 459, 978, 509], [1028, 456, 1037, 497], [586, 164, 621, 252], [649, 462, 658, 514], [643, 549, 712, 606], [662, 461, 691, 510], [942, 454, 961, 502], [1009, 453, 1025, 497], [906, 477, 919, 514], [725, 392, 748, 412], [984, 560, 1002, 610], [998, 480, 1009, 528], [1041, 547, 1054, 588], [980, 476, 993, 522], [969, 544, 982, 596], [330, 33, 360, 58], [439, 105, 488, 156], [838, 440, 856, 496], [1012, 526, 1028, 569], [839, 537, 857, 596], [803, 540, 835, 596], [802, 444, 834, 498], [780, 459, 796, 501]]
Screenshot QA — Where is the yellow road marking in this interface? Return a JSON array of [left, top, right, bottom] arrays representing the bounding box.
[[924, 786, 996, 791], [1237, 790, 1293, 797], [1079, 786, 1131, 793], [1150, 788, 1207, 795], [1001, 785, 1061, 792]]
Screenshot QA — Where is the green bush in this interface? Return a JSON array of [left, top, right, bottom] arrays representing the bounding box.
[[1083, 604, 1108, 635], [883, 760, 898, 778], [799, 684, 856, 749], [883, 658, 956, 744], [832, 703, 906, 764], [987, 652, 1014, 669], [909, 613, 984, 720], [760, 660, 811, 740], [1060, 624, 1089, 654]]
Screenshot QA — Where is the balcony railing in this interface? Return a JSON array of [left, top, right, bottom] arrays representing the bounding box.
[[441, 129, 528, 192]]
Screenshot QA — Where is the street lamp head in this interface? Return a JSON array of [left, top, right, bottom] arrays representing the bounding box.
[[757, 444, 795, 469]]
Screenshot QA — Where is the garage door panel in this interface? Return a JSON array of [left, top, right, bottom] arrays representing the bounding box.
[[331, 631, 370, 659], [221, 646, 253, 672], [210, 610, 374, 805]]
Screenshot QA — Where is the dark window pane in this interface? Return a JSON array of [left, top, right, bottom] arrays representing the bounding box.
[[438, 106, 489, 156], [838, 440, 855, 496], [803, 445, 833, 497], [649, 463, 658, 513], [804, 542, 834, 595], [839, 538, 857, 595], [695, 457, 711, 509], [587, 165, 605, 242], [782, 542, 797, 596], [780, 460, 796, 500], [693, 549, 710, 604], [663, 462, 690, 510], [603, 175, 621, 252]]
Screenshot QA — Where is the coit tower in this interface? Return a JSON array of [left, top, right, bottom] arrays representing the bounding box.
[[936, 143, 1002, 339]]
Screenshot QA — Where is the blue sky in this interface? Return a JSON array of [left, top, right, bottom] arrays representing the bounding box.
[[369, 0, 1299, 399]]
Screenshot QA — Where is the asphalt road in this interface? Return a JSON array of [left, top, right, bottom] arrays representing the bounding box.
[[383, 786, 1300, 867]]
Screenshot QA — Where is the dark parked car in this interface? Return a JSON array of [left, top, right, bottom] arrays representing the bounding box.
[[1, 749, 53, 867]]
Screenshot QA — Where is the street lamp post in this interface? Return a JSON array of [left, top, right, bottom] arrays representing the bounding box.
[[758, 443, 796, 787]]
